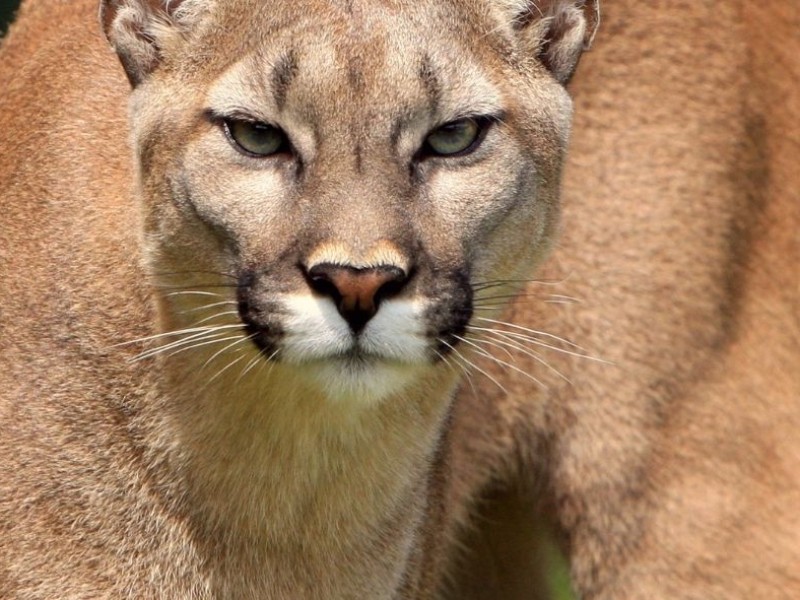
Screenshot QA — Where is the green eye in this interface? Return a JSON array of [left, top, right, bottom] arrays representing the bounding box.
[[424, 118, 483, 157], [225, 119, 287, 157]]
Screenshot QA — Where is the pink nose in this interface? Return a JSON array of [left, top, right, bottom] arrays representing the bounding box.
[[306, 263, 408, 332]]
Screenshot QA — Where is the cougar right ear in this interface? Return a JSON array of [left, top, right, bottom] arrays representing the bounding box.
[[502, 0, 600, 84], [100, 0, 203, 86]]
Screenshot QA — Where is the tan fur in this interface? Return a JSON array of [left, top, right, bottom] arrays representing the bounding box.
[[1, 1, 797, 600]]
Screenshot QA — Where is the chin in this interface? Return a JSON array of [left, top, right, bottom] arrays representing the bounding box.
[[300, 356, 429, 405]]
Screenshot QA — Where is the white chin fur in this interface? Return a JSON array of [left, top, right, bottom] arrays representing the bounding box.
[[279, 294, 432, 402], [304, 359, 425, 403]]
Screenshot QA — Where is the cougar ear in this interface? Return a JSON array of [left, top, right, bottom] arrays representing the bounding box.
[[100, 0, 204, 86], [503, 0, 600, 84]]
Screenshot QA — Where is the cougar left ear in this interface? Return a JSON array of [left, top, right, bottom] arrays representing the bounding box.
[[505, 0, 600, 84], [100, 0, 202, 86]]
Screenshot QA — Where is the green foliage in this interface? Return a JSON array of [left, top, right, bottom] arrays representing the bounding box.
[[539, 530, 578, 600]]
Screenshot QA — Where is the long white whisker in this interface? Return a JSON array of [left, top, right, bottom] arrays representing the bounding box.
[[202, 333, 256, 369], [465, 332, 515, 361], [437, 339, 472, 378], [164, 290, 225, 299], [181, 300, 239, 315], [469, 328, 572, 384], [236, 346, 279, 385], [441, 339, 508, 394], [193, 311, 242, 326], [546, 294, 582, 304], [132, 329, 243, 362], [471, 275, 571, 290], [454, 335, 548, 390], [474, 318, 588, 351], [471, 325, 607, 363], [236, 353, 266, 385], [473, 292, 582, 306], [433, 348, 455, 369], [436, 340, 481, 399], [205, 355, 248, 387], [256, 349, 281, 380], [116, 324, 243, 348]]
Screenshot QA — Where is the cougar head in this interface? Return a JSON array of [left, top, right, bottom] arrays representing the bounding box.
[[102, 0, 597, 402]]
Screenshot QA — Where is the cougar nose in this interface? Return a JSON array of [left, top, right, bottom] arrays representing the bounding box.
[[306, 263, 408, 333]]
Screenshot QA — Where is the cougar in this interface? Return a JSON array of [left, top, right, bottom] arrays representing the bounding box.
[[1, 0, 798, 599]]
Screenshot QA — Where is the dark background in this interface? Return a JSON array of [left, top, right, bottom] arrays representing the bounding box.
[[1, 0, 21, 36]]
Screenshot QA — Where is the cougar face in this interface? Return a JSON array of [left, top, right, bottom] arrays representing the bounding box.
[[132, 0, 571, 402]]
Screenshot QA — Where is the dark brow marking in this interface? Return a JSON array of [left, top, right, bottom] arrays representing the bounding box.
[[272, 51, 298, 110], [419, 54, 441, 114]]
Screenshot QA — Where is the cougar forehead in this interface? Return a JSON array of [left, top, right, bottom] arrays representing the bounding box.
[[203, 3, 507, 145]]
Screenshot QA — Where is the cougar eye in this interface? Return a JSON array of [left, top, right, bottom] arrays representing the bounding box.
[[224, 119, 288, 157], [424, 118, 484, 157]]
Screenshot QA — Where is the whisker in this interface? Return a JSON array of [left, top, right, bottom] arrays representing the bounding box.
[[471, 276, 572, 291], [454, 335, 548, 390], [205, 355, 249, 387], [155, 283, 239, 291], [201, 333, 257, 369], [433, 347, 460, 376], [471, 323, 609, 364], [180, 300, 239, 315], [236, 353, 266, 385], [474, 317, 587, 351], [473, 291, 581, 304], [193, 310, 242, 326], [165, 290, 226, 299], [235, 347, 279, 385], [546, 294, 582, 304], [441, 339, 508, 394], [132, 332, 243, 362], [259, 349, 281, 379], [149, 270, 237, 280], [437, 339, 471, 378], [115, 324, 243, 347], [468, 328, 572, 384], [437, 341, 480, 397]]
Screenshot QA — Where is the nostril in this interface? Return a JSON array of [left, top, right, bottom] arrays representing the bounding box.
[[371, 270, 407, 309], [308, 270, 343, 304]]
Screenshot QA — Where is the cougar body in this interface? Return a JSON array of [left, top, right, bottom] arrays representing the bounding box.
[[0, 0, 591, 598], [1, 1, 798, 599]]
